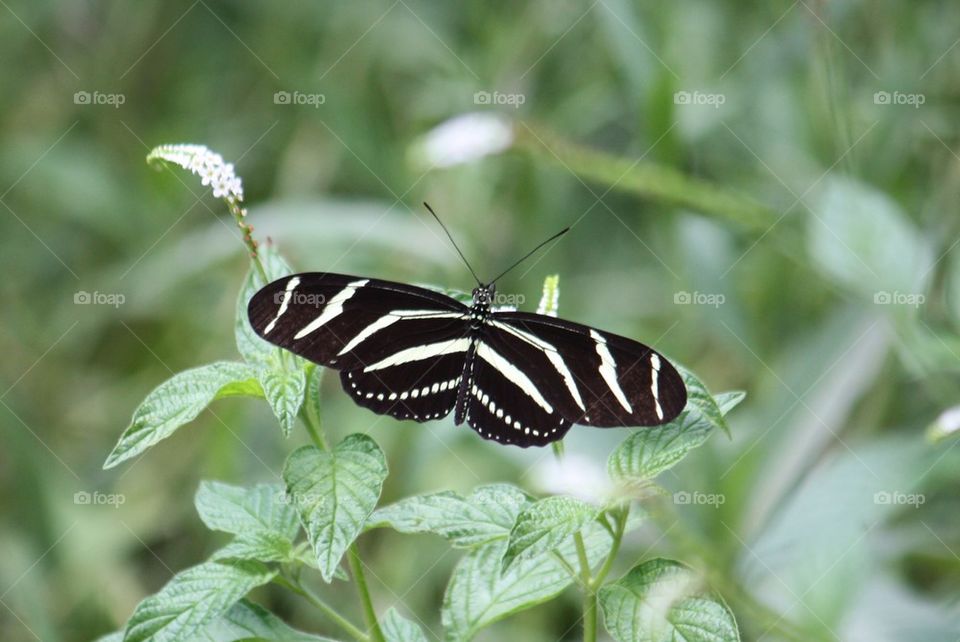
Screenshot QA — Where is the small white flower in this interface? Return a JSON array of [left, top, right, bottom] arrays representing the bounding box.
[[415, 112, 514, 168], [147, 144, 245, 203], [928, 405, 960, 443]]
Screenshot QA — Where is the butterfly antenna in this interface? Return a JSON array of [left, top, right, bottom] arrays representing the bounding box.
[[423, 202, 482, 286], [489, 226, 570, 285]]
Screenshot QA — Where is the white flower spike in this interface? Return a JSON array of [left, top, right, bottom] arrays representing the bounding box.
[[147, 144, 245, 203]]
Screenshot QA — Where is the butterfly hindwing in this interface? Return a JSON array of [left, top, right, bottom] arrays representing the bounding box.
[[341, 348, 466, 423], [461, 334, 571, 446], [489, 312, 686, 427]]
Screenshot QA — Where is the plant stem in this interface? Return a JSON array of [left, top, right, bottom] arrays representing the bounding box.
[[349, 544, 386, 642], [582, 587, 598, 642], [592, 505, 628, 587], [275, 575, 370, 642], [514, 123, 777, 231], [573, 531, 597, 642]]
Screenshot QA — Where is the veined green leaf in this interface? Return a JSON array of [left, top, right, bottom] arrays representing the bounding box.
[[283, 434, 388, 581], [195, 481, 299, 539], [104, 362, 262, 469], [122, 561, 276, 642], [259, 352, 306, 437], [381, 607, 429, 642], [235, 246, 306, 436], [442, 521, 614, 642], [607, 387, 744, 485], [107, 599, 337, 642], [235, 245, 295, 365], [598, 558, 739, 642], [211, 531, 296, 563], [369, 484, 529, 548], [502, 496, 596, 569], [678, 367, 732, 436]]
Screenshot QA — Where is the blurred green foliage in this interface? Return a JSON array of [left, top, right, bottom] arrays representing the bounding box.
[[1, 0, 959, 640]]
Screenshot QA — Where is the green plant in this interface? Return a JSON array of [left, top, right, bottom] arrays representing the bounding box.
[[99, 144, 746, 642]]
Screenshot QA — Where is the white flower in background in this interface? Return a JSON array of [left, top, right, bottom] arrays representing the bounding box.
[[147, 144, 244, 202], [529, 453, 613, 504], [928, 405, 960, 443], [416, 112, 514, 168]]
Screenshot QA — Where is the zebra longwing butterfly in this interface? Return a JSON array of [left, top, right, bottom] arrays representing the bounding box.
[[248, 207, 686, 448]]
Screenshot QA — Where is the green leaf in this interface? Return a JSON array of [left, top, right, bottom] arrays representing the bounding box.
[[195, 599, 338, 641], [122, 561, 276, 642], [608, 385, 743, 485], [607, 370, 745, 485], [442, 521, 613, 642], [678, 367, 732, 436], [713, 391, 746, 416], [259, 352, 307, 437], [283, 434, 388, 581], [369, 484, 529, 548], [598, 558, 739, 642], [807, 176, 931, 296], [195, 481, 299, 539], [211, 531, 296, 563], [104, 362, 262, 469], [303, 363, 325, 433], [103, 599, 337, 642], [381, 607, 429, 642], [502, 496, 596, 569], [234, 246, 305, 436], [235, 245, 294, 365]]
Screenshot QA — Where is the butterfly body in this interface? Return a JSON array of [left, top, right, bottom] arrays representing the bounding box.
[[249, 273, 686, 447]]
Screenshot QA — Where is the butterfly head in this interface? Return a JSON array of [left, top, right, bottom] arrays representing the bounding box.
[[472, 284, 496, 309]]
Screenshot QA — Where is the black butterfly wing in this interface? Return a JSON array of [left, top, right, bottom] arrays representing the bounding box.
[[341, 343, 468, 423], [249, 273, 471, 424], [461, 333, 571, 447], [486, 312, 686, 428], [247, 272, 469, 371]]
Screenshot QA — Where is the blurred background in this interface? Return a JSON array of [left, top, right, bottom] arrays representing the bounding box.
[[2, 1, 959, 640]]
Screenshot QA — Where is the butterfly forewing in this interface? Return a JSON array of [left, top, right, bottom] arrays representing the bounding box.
[[247, 273, 468, 370], [490, 312, 686, 427]]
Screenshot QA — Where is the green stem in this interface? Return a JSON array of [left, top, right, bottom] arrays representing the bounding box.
[[514, 123, 777, 231], [573, 531, 596, 642], [592, 506, 628, 587], [349, 545, 386, 642], [275, 575, 369, 642], [582, 587, 598, 642]]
